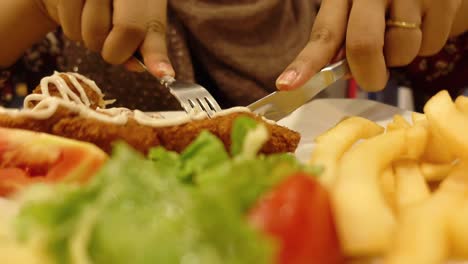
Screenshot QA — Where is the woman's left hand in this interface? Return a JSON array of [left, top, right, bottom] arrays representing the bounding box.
[[276, 0, 467, 92]]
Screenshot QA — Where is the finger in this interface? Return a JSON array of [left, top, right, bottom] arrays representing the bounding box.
[[331, 46, 346, 64], [102, 0, 147, 65], [57, 0, 85, 41], [140, 0, 174, 78], [346, 0, 388, 92], [384, 0, 423, 67], [81, 0, 112, 52], [419, 0, 461, 56], [276, 0, 349, 90], [450, 0, 468, 36]]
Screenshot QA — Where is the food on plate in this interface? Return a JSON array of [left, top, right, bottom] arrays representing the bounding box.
[[387, 162, 468, 264], [0, 127, 107, 196], [332, 130, 408, 255], [29, 72, 108, 109], [411, 111, 455, 163], [248, 172, 344, 264], [309, 116, 384, 188], [51, 111, 299, 154], [420, 162, 454, 182], [424, 90, 468, 158], [308, 90, 468, 263], [455, 95, 468, 114], [2, 85, 468, 264], [386, 114, 411, 131], [0, 117, 330, 264], [393, 160, 430, 212], [0, 72, 300, 154]]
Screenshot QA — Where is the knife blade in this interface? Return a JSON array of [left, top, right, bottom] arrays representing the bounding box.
[[247, 59, 350, 121]]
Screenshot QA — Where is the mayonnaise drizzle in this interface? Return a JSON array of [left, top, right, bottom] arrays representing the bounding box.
[[0, 72, 270, 127]]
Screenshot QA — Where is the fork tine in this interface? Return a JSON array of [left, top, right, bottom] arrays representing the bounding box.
[[204, 96, 222, 112], [187, 98, 202, 112], [180, 102, 193, 113], [196, 97, 215, 117], [132, 54, 221, 116]]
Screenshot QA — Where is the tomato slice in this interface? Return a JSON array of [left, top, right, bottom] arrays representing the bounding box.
[[0, 168, 42, 196], [248, 173, 344, 264], [0, 128, 108, 197]]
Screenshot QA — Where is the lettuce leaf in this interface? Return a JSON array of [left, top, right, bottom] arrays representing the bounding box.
[[197, 153, 303, 212], [16, 143, 274, 264], [179, 131, 229, 181], [231, 116, 261, 156]]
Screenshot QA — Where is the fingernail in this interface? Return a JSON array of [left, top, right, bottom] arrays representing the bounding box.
[[276, 70, 298, 90], [150, 62, 175, 78]]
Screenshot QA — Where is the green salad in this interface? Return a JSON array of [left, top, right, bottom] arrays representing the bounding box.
[[3, 117, 317, 264]]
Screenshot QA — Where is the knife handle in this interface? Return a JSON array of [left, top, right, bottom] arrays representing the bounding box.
[[320, 59, 350, 85]]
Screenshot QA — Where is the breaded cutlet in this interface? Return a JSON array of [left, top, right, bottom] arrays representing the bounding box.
[[30, 73, 106, 109], [52, 112, 300, 154], [0, 72, 301, 155]]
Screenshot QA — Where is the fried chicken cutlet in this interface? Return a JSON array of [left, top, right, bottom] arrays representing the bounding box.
[[53, 112, 299, 154], [0, 72, 300, 154], [29, 72, 107, 109]]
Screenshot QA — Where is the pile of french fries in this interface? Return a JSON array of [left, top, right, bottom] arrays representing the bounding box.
[[309, 90, 468, 264]]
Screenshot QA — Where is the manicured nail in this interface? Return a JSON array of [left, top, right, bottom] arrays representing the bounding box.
[[276, 70, 298, 90], [146, 61, 175, 78], [149, 62, 175, 78]]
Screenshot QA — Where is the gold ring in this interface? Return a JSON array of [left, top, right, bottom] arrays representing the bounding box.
[[386, 19, 420, 29]]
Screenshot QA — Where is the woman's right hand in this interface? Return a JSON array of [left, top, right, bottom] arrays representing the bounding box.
[[38, 0, 174, 78]]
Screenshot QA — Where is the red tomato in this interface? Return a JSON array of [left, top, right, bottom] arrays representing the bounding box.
[[0, 127, 108, 197], [248, 173, 344, 264], [0, 168, 41, 196]]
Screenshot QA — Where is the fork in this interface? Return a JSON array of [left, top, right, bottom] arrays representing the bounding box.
[[133, 54, 222, 117]]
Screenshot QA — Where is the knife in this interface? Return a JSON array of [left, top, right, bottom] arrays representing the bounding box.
[[247, 59, 350, 121]]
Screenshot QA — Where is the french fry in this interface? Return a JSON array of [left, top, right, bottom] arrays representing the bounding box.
[[380, 167, 396, 212], [403, 124, 428, 160], [455, 95, 468, 115], [386, 115, 411, 132], [393, 160, 430, 212], [420, 162, 454, 182], [385, 190, 460, 264], [440, 162, 468, 258], [386, 121, 400, 132], [387, 162, 468, 264], [411, 112, 426, 124], [310, 117, 384, 188], [393, 115, 411, 129], [308, 89, 468, 263], [424, 90, 468, 158], [332, 131, 406, 256], [409, 112, 453, 163], [450, 199, 468, 259]]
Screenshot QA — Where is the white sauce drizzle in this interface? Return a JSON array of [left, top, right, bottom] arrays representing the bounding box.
[[0, 72, 274, 127]]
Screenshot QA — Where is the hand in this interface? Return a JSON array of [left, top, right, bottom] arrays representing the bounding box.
[[276, 0, 466, 92], [38, 0, 174, 78]]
